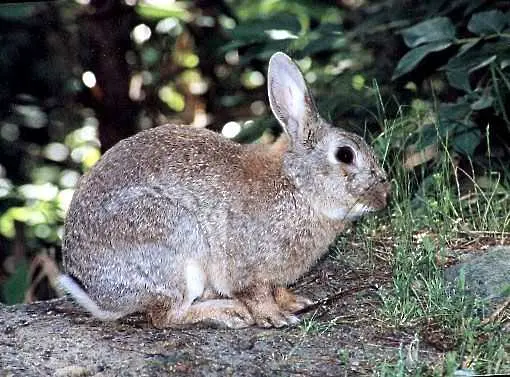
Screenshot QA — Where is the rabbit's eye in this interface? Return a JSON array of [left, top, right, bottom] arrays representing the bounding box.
[[335, 146, 355, 164]]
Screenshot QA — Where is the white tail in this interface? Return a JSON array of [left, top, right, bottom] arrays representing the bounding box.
[[57, 275, 124, 321]]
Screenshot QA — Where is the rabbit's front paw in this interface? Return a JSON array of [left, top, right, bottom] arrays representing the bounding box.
[[237, 285, 300, 328], [274, 287, 314, 313]]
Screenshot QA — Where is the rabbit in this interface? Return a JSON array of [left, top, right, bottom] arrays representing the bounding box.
[[57, 51, 390, 329]]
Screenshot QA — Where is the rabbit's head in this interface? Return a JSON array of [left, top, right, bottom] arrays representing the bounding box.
[[268, 52, 389, 221]]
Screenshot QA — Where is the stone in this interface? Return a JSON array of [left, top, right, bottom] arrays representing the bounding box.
[[444, 246, 510, 304]]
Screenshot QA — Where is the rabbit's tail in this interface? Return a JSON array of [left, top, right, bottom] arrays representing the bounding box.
[[57, 274, 125, 321], [32, 253, 125, 321]]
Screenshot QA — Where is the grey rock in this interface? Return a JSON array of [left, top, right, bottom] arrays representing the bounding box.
[[444, 246, 510, 304]]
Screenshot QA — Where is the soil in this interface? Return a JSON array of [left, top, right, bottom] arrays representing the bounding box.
[[0, 245, 443, 377]]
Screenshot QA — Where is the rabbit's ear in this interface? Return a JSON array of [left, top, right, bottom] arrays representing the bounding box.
[[268, 52, 322, 149]]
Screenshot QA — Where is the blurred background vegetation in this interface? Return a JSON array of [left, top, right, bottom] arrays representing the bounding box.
[[0, 0, 509, 304]]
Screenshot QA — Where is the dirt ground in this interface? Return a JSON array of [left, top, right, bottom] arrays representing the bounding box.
[[0, 246, 443, 377]]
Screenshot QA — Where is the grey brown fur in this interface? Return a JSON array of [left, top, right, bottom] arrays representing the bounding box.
[[60, 52, 389, 328]]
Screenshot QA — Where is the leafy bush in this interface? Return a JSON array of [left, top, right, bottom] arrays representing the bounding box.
[[392, 6, 510, 160]]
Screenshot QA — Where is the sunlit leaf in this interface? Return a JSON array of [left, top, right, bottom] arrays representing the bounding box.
[[233, 118, 270, 143], [0, 178, 13, 199], [174, 52, 199, 68], [136, 2, 190, 21], [81, 148, 101, 169], [352, 74, 365, 91], [19, 183, 58, 201], [0, 212, 15, 238], [401, 17, 456, 48], [159, 86, 185, 112], [31, 166, 61, 184]]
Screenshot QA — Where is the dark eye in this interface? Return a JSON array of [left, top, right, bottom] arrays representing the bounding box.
[[335, 146, 355, 164]]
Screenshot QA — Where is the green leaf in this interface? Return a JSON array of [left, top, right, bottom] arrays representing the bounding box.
[[233, 118, 270, 143], [457, 40, 479, 56], [464, 0, 487, 16], [229, 14, 301, 43], [300, 34, 346, 56], [439, 99, 471, 122], [2, 259, 29, 304], [240, 40, 292, 64], [446, 70, 471, 92], [401, 17, 456, 48], [217, 40, 253, 56], [416, 124, 439, 150], [141, 47, 160, 67], [392, 41, 452, 79], [468, 10, 508, 36], [445, 41, 508, 74], [0, 4, 40, 20], [453, 121, 481, 156], [136, 2, 190, 21], [471, 94, 494, 110], [470, 55, 498, 72]]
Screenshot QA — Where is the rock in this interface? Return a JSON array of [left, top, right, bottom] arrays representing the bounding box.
[[444, 246, 510, 304]]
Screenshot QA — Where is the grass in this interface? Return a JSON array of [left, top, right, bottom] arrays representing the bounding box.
[[355, 112, 510, 376], [298, 310, 334, 335], [372, 113, 510, 376]]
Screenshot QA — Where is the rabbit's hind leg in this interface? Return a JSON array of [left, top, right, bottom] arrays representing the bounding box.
[[148, 298, 254, 329]]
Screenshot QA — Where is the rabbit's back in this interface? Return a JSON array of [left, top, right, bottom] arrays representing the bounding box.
[[78, 124, 261, 194], [63, 124, 290, 261]]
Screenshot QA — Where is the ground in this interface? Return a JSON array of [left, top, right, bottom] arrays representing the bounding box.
[[0, 242, 446, 377]]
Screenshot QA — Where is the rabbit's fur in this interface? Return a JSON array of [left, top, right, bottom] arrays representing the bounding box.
[[59, 52, 389, 328]]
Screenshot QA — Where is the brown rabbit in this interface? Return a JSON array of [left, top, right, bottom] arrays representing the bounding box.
[[58, 52, 389, 328]]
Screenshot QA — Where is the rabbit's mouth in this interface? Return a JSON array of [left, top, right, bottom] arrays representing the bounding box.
[[364, 181, 391, 211]]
